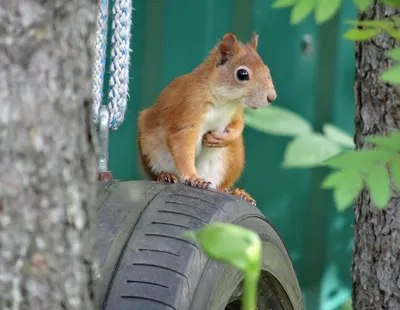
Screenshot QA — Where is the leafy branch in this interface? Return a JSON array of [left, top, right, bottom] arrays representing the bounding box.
[[244, 108, 400, 212], [272, 0, 400, 85], [344, 19, 400, 83], [271, 0, 400, 24], [321, 132, 400, 211], [244, 106, 353, 168]]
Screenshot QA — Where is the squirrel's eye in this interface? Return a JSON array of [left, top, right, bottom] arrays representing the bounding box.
[[236, 68, 249, 82]]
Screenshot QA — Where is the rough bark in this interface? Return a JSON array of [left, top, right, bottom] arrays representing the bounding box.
[[0, 1, 97, 309], [352, 1, 400, 309]]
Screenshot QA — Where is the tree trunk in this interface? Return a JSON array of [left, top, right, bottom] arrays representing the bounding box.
[[0, 1, 97, 309], [352, 1, 400, 309]]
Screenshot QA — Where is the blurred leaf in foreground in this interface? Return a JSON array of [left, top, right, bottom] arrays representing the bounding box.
[[283, 133, 342, 168], [315, 0, 342, 24], [345, 19, 400, 39], [244, 106, 312, 137], [322, 124, 354, 148], [321, 169, 364, 212], [290, 0, 316, 24], [381, 64, 400, 84], [387, 48, 400, 61], [390, 157, 400, 191], [366, 164, 391, 209], [185, 223, 262, 310], [366, 131, 400, 151], [354, 0, 374, 11], [271, 0, 296, 8], [343, 28, 379, 41], [323, 149, 393, 171], [380, 0, 400, 7], [185, 222, 261, 273]]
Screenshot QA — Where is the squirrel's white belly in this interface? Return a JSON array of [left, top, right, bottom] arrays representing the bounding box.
[[149, 103, 238, 188], [194, 103, 238, 187], [196, 102, 238, 153]]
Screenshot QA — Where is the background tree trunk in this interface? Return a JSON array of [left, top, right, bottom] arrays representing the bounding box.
[[0, 1, 97, 309], [352, 1, 400, 309]]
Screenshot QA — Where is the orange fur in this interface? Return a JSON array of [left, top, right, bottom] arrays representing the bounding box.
[[137, 32, 277, 204]]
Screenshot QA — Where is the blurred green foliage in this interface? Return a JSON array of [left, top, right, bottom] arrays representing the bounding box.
[[244, 0, 400, 213], [185, 223, 261, 310], [244, 107, 353, 168]]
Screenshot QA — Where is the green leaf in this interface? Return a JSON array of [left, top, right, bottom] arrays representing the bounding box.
[[380, 0, 400, 7], [382, 27, 400, 40], [343, 28, 379, 41], [388, 48, 400, 61], [321, 170, 345, 189], [315, 0, 342, 24], [333, 185, 356, 212], [365, 131, 400, 152], [345, 19, 395, 28], [271, 0, 297, 8], [366, 164, 390, 209], [290, 0, 316, 24], [184, 223, 261, 272], [390, 157, 400, 191], [244, 106, 312, 137], [393, 17, 400, 26], [354, 0, 373, 11], [381, 64, 400, 84], [282, 133, 342, 168], [345, 20, 400, 39], [323, 149, 393, 171], [322, 170, 363, 212], [323, 124, 354, 148]]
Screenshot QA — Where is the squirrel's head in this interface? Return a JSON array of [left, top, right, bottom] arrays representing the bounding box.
[[209, 32, 277, 110]]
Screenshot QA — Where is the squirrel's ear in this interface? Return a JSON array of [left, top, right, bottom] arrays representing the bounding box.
[[248, 32, 259, 50], [216, 33, 237, 66]]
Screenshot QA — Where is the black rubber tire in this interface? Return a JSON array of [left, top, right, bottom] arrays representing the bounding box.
[[94, 181, 304, 310]]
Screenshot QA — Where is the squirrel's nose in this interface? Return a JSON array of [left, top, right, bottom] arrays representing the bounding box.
[[267, 91, 277, 103]]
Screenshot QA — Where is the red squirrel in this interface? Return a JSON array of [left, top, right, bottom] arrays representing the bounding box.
[[137, 32, 276, 205]]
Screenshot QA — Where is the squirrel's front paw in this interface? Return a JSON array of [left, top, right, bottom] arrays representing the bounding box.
[[184, 176, 212, 189], [229, 188, 256, 205], [157, 171, 178, 183], [202, 131, 231, 148]]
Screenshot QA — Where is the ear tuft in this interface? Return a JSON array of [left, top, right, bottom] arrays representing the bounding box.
[[216, 33, 237, 66], [249, 32, 259, 50], [222, 33, 237, 47]]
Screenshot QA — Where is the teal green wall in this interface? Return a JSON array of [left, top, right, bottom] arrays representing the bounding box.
[[104, 1, 356, 309]]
